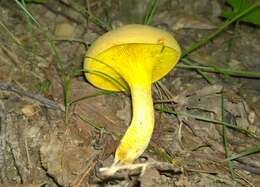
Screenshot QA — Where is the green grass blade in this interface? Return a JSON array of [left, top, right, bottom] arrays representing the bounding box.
[[143, 0, 159, 24], [177, 63, 260, 79], [83, 69, 129, 93], [84, 56, 130, 93], [14, 0, 41, 27], [225, 146, 260, 161], [77, 114, 122, 139], [181, 59, 215, 84], [69, 91, 113, 105], [78, 114, 109, 134], [221, 95, 235, 179]]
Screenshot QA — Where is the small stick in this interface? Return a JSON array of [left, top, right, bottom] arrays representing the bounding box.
[[43, 3, 82, 25], [0, 82, 64, 111], [0, 101, 7, 181], [96, 161, 182, 181]]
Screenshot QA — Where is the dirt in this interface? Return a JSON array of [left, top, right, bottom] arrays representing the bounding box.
[[0, 0, 260, 186]]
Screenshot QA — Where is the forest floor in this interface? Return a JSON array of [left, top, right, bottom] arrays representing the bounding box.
[[0, 0, 260, 186]]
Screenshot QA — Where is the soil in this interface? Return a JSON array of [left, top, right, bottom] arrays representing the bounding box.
[[0, 0, 260, 186]]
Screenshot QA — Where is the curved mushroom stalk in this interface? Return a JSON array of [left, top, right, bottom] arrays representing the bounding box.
[[115, 82, 154, 164]]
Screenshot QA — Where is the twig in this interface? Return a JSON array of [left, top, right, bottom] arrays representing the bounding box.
[[233, 169, 255, 187], [43, 3, 82, 25], [235, 162, 260, 175], [0, 82, 64, 111], [0, 20, 22, 45], [0, 44, 20, 67], [72, 154, 98, 187], [0, 101, 7, 181], [53, 38, 90, 49], [154, 99, 177, 104], [234, 157, 260, 175], [186, 168, 217, 175], [6, 142, 24, 183], [24, 139, 32, 170], [96, 162, 182, 181], [155, 81, 185, 149]]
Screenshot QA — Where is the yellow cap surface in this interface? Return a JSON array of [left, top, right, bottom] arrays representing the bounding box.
[[84, 24, 181, 91]]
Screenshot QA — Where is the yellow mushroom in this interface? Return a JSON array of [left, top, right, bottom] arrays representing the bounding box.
[[84, 24, 181, 165]]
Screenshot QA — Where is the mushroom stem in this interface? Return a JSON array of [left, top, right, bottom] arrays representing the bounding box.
[[115, 82, 154, 164]]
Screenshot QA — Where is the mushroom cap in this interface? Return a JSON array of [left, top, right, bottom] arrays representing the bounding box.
[[84, 24, 181, 91]]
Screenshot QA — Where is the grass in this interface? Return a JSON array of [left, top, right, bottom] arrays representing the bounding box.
[[143, 0, 159, 25], [221, 95, 236, 180], [179, 59, 260, 78], [225, 145, 260, 161], [77, 114, 112, 135], [69, 90, 112, 105]]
